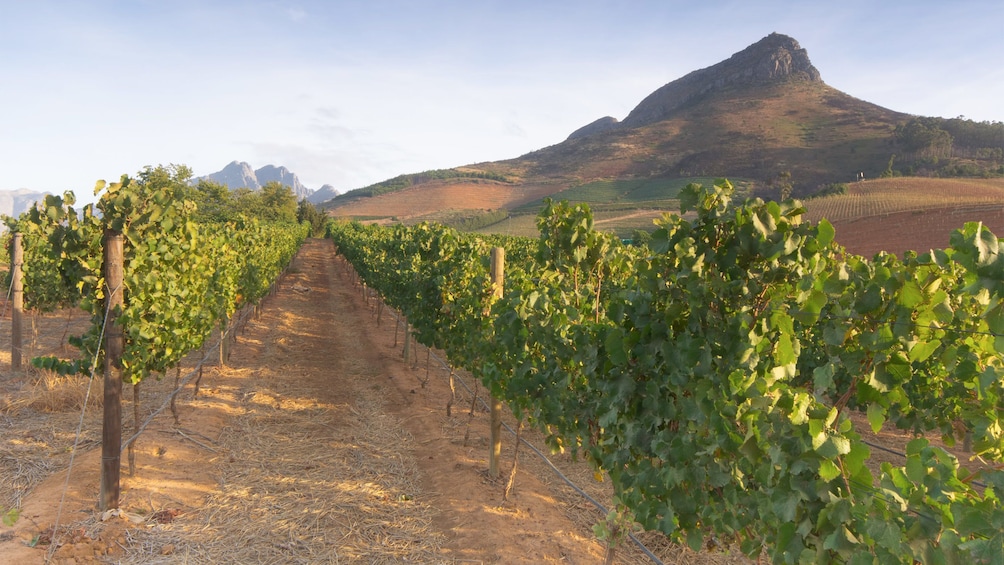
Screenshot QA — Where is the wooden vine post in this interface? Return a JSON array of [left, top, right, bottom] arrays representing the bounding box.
[[402, 320, 411, 360], [220, 316, 230, 366], [100, 230, 125, 512], [11, 233, 24, 370], [488, 247, 504, 479]]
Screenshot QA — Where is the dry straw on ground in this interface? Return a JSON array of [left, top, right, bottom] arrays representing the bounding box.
[[1, 369, 102, 512], [110, 368, 446, 564]]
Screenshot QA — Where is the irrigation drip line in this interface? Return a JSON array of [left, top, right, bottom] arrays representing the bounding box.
[[859, 438, 989, 490], [383, 305, 665, 565]]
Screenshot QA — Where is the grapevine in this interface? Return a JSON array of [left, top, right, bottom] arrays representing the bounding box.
[[8, 175, 309, 384], [329, 179, 1004, 563]]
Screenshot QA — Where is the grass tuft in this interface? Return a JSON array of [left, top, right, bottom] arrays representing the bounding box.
[[4, 370, 103, 415]]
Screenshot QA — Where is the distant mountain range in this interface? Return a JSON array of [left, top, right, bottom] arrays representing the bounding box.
[[196, 161, 339, 204], [1, 162, 338, 223], [0, 189, 49, 226]]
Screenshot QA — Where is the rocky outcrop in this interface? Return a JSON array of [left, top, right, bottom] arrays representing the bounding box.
[[200, 161, 315, 200], [307, 184, 339, 205], [568, 32, 822, 138], [254, 165, 312, 200], [0, 189, 49, 227], [567, 116, 620, 141], [207, 161, 260, 190], [621, 32, 820, 129]]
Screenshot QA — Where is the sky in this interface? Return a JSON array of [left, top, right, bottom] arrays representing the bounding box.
[[1, 0, 1002, 203]]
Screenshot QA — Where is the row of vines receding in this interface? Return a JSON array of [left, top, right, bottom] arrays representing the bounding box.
[[4, 173, 309, 384], [327, 179, 1004, 564]]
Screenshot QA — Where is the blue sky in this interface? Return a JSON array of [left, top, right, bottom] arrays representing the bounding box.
[[1, 0, 1001, 201]]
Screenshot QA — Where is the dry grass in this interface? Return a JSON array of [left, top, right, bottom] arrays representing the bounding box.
[[110, 369, 447, 564], [3, 371, 103, 416], [1, 310, 103, 514]]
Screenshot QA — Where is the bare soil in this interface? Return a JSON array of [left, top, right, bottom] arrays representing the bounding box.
[[1, 239, 749, 564]]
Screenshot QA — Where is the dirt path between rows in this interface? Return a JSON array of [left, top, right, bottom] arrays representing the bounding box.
[[2, 238, 626, 564]]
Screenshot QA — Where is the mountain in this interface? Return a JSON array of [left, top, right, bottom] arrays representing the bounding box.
[[325, 32, 907, 218], [307, 184, 340, 205], [254, 165, 311, 200], [0, 189, 49, 226], [206, 161, 260, 191], [616, 32, 821, 131], [325, 32, 999, 248], [568, 33, 821, 140], [509, 32, 903, 190], [200, 161, 315, 200]]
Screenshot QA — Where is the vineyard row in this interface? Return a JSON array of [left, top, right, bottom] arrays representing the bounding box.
[[5, 176, 309, 511], [327, 180, 1004, 564]]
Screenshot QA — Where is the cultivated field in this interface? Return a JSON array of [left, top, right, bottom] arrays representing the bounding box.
[[803, 177, 1004, 256], [326, 179, 557, 223]]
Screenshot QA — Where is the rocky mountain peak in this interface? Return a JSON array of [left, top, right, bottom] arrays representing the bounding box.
[[621, 32, 820, 129], [254, 165, 311, 199], [728, 32, 821, 83], [570, 32, 823, 138], [307, 184, 340, 205], [0, 189, 49, 229], [213, 161, 261, 190], [200, 162, 314, 200], [567, 116, 621, 141]]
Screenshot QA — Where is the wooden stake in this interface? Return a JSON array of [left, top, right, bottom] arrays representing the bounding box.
[[10, 233, 23, 370], [402, 321, 411, 360], [488, 246, 504, 479], [100, 230, 124, 512], [423, 348, 431, 387], [171, 366, 181, 424], [502, 420, 524, 502], [219, 317, 228, 367], [129, 382, 139, 476], [446, 369, 456, 417]]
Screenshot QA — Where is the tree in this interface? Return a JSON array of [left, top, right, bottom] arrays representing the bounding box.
[[880, 154, 899, 178], [190, 179, 235, 221], [894, 119, 954, 160], [776, 170, 793, 200], [136, 164, 193, 200], [296, 200, 327, 236], [259, 181, 298, 223]]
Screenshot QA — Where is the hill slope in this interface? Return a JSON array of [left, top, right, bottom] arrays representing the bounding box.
[[325, 32, 1002, 248]]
